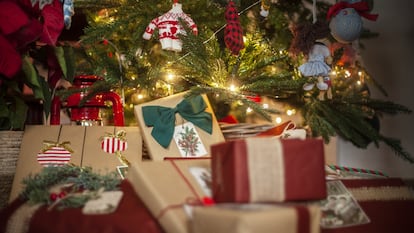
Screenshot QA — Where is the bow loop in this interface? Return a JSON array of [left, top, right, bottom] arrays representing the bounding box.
[[142, 95, 212, 148], [42, 140, 74, 153]]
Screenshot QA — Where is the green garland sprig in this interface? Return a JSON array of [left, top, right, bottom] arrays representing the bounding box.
[[20, 164, 121, 210]]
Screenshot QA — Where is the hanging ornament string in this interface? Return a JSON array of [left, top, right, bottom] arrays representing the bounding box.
[[101, 38, 125, 104], [312, 0, 317, 23], [174, 0, 261, 63], [172, 0, 262, 85]]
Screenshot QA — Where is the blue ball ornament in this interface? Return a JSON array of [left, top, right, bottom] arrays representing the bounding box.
[[329, 7, 362, 43]]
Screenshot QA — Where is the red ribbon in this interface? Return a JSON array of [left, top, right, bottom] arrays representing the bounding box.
[[327, 1, 378, 21], [156, 160, 215, 219]]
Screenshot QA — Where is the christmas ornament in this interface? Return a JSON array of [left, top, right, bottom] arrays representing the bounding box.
[[327, 1, 378, 43], [260, 0, 270, 17], [142, 1, 198, 52], [37, 140, 73, 167], [224, 1, 245, 55], [289, 21, 332, 100], [61, 0, 75, 29], [101, 130, 130, 166]]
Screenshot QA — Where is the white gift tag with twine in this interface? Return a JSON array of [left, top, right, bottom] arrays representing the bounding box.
[[82, 190, 124, 215]]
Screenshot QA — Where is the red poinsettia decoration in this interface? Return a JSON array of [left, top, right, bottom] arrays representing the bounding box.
[[0, 0, 73, 130], [0, 0, 64, 78]]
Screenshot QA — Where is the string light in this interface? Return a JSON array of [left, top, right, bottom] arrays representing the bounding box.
[[286, 109, 296, 116], [275, 117, 282, 124]]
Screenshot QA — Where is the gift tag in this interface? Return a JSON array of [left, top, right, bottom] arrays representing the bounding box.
[[37, 146, 72, 167], [189, 166, 212, 196], [173, 122, 207, 157], [82, 191, 124, 215], [101, 136, 128, 153]]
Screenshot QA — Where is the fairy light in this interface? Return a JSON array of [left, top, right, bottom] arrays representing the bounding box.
[[246, 107, 253, 113], [275, 117, 282, 124], [229, 83, 238, 92], [286, 109, 296, 116], [262, 103, 269, 109], [345, 70, 351, 78], [166, 73, 175, 81]]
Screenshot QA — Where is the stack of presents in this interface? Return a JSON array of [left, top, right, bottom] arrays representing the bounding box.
[[1, 92, 414, 233]]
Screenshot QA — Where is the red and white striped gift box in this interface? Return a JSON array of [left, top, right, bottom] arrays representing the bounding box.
[[37, 146, 72, 167], [101, 137, 128, 153]]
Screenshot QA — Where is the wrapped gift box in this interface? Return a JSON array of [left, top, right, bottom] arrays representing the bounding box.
[[127, 159, 211, 233], [9, 125, 142, 202], [134, 92, 225, 161], [191, 204, 321, 233], [211, 137, 326, 203]]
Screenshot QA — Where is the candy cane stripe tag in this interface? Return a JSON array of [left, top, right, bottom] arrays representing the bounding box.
[[101, 137, 128, 153], [37, 146, 72, 167]]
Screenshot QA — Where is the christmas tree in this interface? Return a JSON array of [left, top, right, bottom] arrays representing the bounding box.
[[65, 0, 412, 162]]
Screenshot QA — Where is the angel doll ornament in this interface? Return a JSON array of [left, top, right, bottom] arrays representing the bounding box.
[[290, 21, 333, 100], [299, 39, 332, 100]]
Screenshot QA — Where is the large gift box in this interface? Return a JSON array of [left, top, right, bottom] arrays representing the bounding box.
[[127, 159, 211, 233], [134, 92, 225, 161], [191, 204, 321, 233], [211, 137, 327, 203], [9, 125, 142, 201]]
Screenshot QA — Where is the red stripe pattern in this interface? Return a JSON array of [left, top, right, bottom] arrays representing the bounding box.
[[101, 137, 127, 153], [37, 146, 71, 167]]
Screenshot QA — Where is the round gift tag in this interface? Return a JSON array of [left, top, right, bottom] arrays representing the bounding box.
[[37, 146, 72, 167]]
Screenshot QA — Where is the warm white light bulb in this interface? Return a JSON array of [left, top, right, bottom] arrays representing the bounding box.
[[275, 117, 282, 124]]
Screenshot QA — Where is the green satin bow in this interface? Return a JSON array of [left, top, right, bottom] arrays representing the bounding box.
[[142, 95, 213, 148]]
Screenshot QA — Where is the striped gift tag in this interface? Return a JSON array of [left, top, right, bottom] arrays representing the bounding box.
[[37, 146, 72, 167], [101, 137, 128, 153]]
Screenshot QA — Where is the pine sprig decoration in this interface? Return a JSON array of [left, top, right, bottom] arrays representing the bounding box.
[[20, 165, 121, 209]]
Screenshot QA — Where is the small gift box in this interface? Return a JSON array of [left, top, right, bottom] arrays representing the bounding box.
[[10, 125, 142, 201], [190, 204, 321, 233], [134, 92, 225, 161], [211, 137, 327, 203], [127, 159, 212, 233]]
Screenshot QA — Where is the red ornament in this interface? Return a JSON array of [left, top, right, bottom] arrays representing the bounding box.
[[224, 1, 245, 55], [50, 193, 58, 201], [58, 191, 66, 199]]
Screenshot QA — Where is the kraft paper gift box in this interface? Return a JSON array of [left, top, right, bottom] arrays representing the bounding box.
[[211, 137, 327, 203], [9, 125, 142, 201], [190, 204, 321, 233], [127, 159, 211, 233], [134, 92, 225, 161]]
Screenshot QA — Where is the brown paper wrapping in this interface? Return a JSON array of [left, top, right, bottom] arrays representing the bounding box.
[[191, 204, 321, 233], [9, 125, 142, 202], [127, 159, 211, 233], [134, 92, 225, 161]]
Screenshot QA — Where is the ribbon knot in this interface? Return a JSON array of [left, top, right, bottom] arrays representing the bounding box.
[[42, 140, 74, 153], [327, 1, 378, 21], [142, 95, 213, 148]]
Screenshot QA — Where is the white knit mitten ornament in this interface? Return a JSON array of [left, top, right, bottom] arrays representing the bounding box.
[[142, 2, 197, 52]]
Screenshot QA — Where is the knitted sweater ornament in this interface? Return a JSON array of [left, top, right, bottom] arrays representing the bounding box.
[[142, 3, 198, 52]]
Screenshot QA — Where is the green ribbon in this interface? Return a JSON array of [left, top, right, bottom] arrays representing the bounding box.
[[142, 95, 213, 148]]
